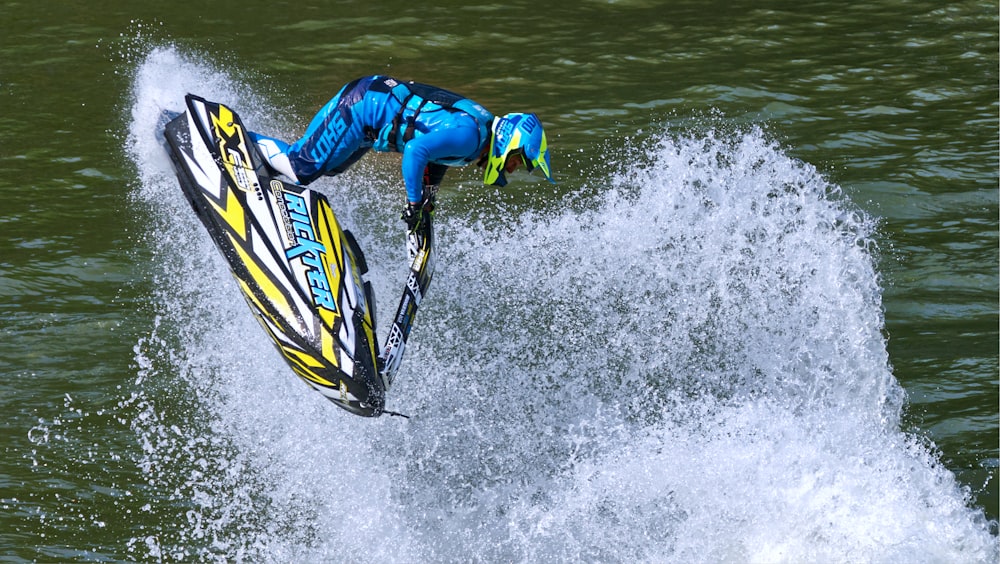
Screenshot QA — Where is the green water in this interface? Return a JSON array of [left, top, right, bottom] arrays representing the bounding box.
[[2, 0, 997, 560]]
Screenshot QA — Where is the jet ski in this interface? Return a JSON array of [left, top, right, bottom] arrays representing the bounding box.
[[159, 94, 433, 417]]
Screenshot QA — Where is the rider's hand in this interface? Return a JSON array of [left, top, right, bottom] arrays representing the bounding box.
[[401, 202, 422, 231]]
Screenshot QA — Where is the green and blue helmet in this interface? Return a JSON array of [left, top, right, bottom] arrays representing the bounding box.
[[483, 113, 554, 187]]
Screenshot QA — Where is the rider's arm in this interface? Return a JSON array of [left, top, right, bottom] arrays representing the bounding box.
[[400, 119, 481, 203]]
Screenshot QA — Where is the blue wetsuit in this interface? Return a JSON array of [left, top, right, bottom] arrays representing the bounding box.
[[252, 75, 494, 203]]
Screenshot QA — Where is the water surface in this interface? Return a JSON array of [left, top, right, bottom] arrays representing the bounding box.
[[1, 0, 996, 561]]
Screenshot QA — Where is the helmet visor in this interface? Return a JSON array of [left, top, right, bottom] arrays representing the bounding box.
[[521, 122, 553, 183]]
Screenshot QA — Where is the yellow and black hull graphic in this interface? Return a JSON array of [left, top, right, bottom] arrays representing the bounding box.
[[161, 95, 384, 416]]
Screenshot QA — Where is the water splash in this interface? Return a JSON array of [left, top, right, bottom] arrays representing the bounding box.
[[123, 46, 997, 562]]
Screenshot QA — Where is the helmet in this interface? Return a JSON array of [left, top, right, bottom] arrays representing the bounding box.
[[483, 113, 554, 187]]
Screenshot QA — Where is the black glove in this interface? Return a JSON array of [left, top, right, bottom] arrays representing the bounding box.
[[401, 202, 422, 231]]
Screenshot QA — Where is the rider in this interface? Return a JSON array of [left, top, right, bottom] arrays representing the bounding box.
[[250, 75, 554, 231]]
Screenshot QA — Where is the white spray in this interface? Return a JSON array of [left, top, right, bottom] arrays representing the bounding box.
[[124, 46, 997, 562]]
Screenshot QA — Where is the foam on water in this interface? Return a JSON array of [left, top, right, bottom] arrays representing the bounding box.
[[123, 46, 997, 562]]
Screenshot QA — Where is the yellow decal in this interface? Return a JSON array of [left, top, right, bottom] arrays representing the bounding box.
[[314, 200, 343, 329], [228, 232, 295, 324], [237, 278, 283, 329], [283, 345, 325, 369], [321, 326, 337, 363], [210, 105, 256, 194], [287, 355, 337, 388], [209, 186, 246, 238]]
